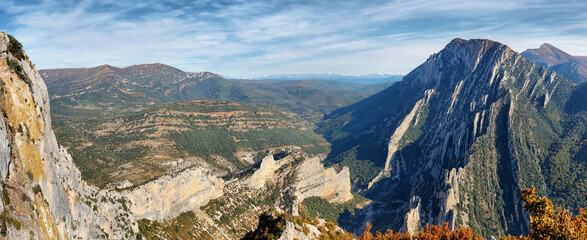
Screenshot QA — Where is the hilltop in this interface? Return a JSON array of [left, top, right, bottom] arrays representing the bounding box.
[[522, 43, 587, 84]]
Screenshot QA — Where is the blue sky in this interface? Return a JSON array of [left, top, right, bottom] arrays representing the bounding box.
[[2, 0, 586, 77]]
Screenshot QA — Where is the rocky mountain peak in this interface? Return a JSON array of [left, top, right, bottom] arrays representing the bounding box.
[[443, 38, 511, 66], [402, 38, 514, 89], [522, 43, 575, 67], [521, 43, 587, 83], [444, 38, 499, 53], [319, 37, 582, 237]]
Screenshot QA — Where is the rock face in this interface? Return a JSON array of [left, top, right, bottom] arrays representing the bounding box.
[[294, 156, 353, 204], [320, 38, 585, 237], [247, 154, 353, 212], [0, 31, 143, 239], [246, 155, 287, 189], [125, 167, 224, 221], [401, 196, 421, 236]]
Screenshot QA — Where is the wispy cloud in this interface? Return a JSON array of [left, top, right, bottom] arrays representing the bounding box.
[[2, 0, 586, 77]]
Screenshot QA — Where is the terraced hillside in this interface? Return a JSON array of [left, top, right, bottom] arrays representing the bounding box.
[[54, 100, 330, 187], [40, 64, 393, 188]]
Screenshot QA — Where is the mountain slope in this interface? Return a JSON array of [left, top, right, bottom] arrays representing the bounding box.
[[54, 99, 330, 187], [318, 38, 585, 237], [521, 43, 587, 83], [0, 32, 138, 239], [0, 32, 355, 240], [40, 65, 392, 122], [41, 64, 391, 188], [41, 65, 242, 119]]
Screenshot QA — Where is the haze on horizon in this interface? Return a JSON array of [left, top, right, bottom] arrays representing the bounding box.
[[1, 0, 586, 78]]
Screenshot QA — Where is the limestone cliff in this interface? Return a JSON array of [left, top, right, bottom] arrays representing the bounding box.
[[125, 167, 224, 221], [246, 154, 288, 189], [0, 32, 133, 239], [246, 154, 353, 206], [320, 38, 583, 237], [294, 156, 353, 205], [0, 32, 355, 239], [0, 32, 228, 239]]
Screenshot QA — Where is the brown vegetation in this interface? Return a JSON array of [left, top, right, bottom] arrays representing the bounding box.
[[502, 187, 587, 240], [357, 187, 587, 240], [357, 222, 482, 240]]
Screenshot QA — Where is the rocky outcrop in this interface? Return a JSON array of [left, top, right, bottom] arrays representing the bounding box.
[[294, 156, 353, 205], [277, 218, 348, 240], [246, 155, 289, 189], [0, 31, 146, 239], [401, 196, 421, 236], [244, 211, 351, 240], [368, 89, 434, 189], [125, 167, 224, 221]]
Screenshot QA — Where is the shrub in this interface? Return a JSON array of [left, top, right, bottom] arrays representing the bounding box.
[[2, 186, 9, 205], [5, 57, 31, 88], [502, 187, 587, 240], [33, 184, 42, 195], [7, 34, 24, 60], [358, 222, 481, 240]]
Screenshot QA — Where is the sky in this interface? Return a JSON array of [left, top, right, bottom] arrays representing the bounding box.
[[1, 0, 586, 78]]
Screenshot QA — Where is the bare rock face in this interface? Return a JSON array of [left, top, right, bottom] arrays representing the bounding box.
[[244, 154, 353, 217], [125, 167, 224, 221], [246, 154, 353, 205], [294, 156, 353, 205], [246, 154, 287, 189], [0, 32, 132, 239], [401, 196, 421, 236]]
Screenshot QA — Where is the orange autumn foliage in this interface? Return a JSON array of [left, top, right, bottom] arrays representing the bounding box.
[[502, 187, 587, 240], [357, 222, 482, 240], [356, 187, 587, 240]]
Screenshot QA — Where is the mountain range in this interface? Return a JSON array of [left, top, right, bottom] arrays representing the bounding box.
[[244, 73, 405, 84], [0, 32, 585, 239], [0, 32, 359, 239], [40, 64, 392, 122], [521, 43, 587, 84]]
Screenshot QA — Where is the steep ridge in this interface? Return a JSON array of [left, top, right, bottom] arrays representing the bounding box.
[[0, 33, 355, 239], [0, 32, 135, 239], [521, 43, 587, 84], [320, 38, 585, 237]]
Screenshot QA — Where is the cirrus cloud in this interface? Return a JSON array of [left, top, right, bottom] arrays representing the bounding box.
[[1, 0, 586, 77]]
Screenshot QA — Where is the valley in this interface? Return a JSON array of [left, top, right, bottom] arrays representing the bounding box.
[[39, 63, 392, 188], [0, 32, 585, 240], [53, 99, 330, 187]]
